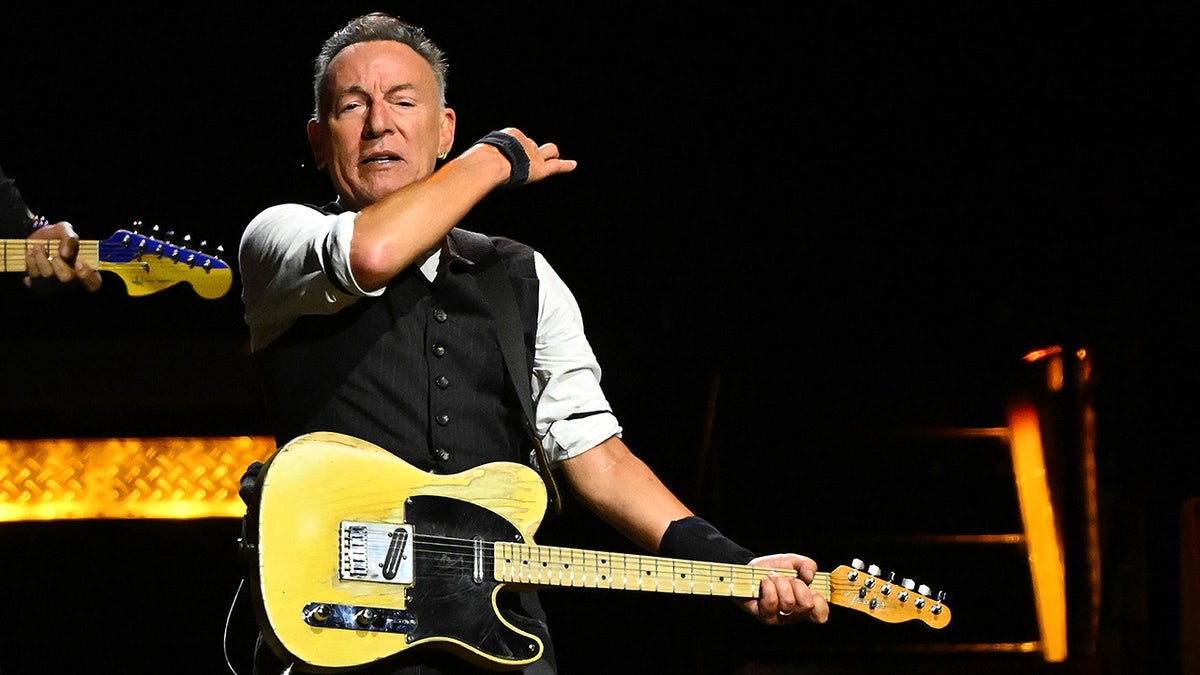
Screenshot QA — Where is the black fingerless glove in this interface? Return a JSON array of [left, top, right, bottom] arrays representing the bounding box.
[[659, 516, 756, 564]]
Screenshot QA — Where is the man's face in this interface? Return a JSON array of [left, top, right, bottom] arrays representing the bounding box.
[[308, 40, 455, 210]]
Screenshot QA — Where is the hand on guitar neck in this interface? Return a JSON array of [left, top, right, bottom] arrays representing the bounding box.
[[5, 220, 233, 299], [22, 219, 102, 293]]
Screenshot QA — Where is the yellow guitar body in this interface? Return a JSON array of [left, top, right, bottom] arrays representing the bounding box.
[[253, 431, 548, 671]]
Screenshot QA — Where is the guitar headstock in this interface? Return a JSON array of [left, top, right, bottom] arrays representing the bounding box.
[[827, 559, 951, 629], [98, 226, 233, 299]]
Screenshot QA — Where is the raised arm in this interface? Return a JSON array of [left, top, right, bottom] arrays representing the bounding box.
[[348, 128, 576, 291]]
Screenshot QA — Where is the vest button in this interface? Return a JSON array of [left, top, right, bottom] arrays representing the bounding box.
[[431, 343, 446, 357], [431, 447, 451, 461], [435, 375, 450, 389], [432, 307, 448, 323], [436, 414, 450, 426]]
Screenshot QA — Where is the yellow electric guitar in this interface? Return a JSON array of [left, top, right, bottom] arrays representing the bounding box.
[[2, 226, 232, 299], [249, 431, 952, 672]]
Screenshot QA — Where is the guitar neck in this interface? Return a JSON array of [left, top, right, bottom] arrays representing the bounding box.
[[2, 230, 232, 299], [492, 541, 950, 628], [1, 238, 102, 272], [494, 541, 829, 600]]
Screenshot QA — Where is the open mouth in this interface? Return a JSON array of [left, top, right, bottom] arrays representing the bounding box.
[[362, 152, 402, 165]]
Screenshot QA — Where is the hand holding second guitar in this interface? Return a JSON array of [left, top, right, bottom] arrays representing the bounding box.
[[743, 553, 831, 626], [25, 220, 102, 293]]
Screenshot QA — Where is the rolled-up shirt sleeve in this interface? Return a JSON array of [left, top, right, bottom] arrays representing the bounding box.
[[239, 203, 382, 351], [531, 252, 622, 465]]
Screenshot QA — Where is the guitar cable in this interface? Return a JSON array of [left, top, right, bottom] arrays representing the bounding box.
[[222, 576, 246, 675]]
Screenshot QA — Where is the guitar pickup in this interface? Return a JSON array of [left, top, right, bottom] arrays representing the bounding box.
[[340, 521, 415, 584]]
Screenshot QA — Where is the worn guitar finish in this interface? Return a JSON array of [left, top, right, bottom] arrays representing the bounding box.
[[251, 431, 951, 672], [1, 228, 232, 298]]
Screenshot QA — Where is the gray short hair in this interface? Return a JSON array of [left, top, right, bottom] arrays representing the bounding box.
[[312, 13, 448, 121]]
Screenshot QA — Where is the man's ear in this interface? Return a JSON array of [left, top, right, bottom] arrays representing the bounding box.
[[307, 118, 327, 170], [439, 107, 457, 158]]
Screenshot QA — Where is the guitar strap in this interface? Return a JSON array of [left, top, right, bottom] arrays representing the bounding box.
[[474, 253, 564, 515]]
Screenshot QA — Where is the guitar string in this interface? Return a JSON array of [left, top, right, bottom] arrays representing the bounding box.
[[2, 240, 99, 270], [1, 241, 100, 257], [393, 533, 833, 596], [410, 532, 782, 577]]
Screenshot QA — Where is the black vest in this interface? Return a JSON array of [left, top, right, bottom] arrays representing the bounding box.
[[253, 225, 539, 474]]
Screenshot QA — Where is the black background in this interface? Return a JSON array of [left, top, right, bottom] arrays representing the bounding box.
[[2, 3, 1198, 674]]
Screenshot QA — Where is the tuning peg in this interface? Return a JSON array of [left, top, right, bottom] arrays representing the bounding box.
[[867, 563, 882, 577], [131, 220, 144, 234], [918, 583, 931, 596], [844, 559, 863, 582], [932, 592, 947, 616], [901, 578, 915, 590], [182, 234, 193, 249], [198, 240, 209, 253]]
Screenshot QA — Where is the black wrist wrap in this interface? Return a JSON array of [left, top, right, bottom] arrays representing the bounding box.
[[476, 131, 530, 186], [659, 516, 756, 564]]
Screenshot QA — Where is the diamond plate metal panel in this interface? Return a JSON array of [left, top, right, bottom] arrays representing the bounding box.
[[0, 436, 277, 520]]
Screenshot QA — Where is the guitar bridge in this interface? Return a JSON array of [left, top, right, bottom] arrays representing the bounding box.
[[340, 521, 415, 584]]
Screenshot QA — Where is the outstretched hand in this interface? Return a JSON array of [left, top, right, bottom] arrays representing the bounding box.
[[492, 127, 578, 184], [24, 221, 103, 293], [740, 553, 831, 626]]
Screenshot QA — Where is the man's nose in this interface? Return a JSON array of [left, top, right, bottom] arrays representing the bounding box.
[[363, 101, 394, 138]]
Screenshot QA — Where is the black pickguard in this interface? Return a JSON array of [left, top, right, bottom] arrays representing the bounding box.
[[404, 495, 541, 665]]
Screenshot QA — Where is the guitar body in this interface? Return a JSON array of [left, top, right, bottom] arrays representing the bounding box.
[[251, 431, 550, 672]]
